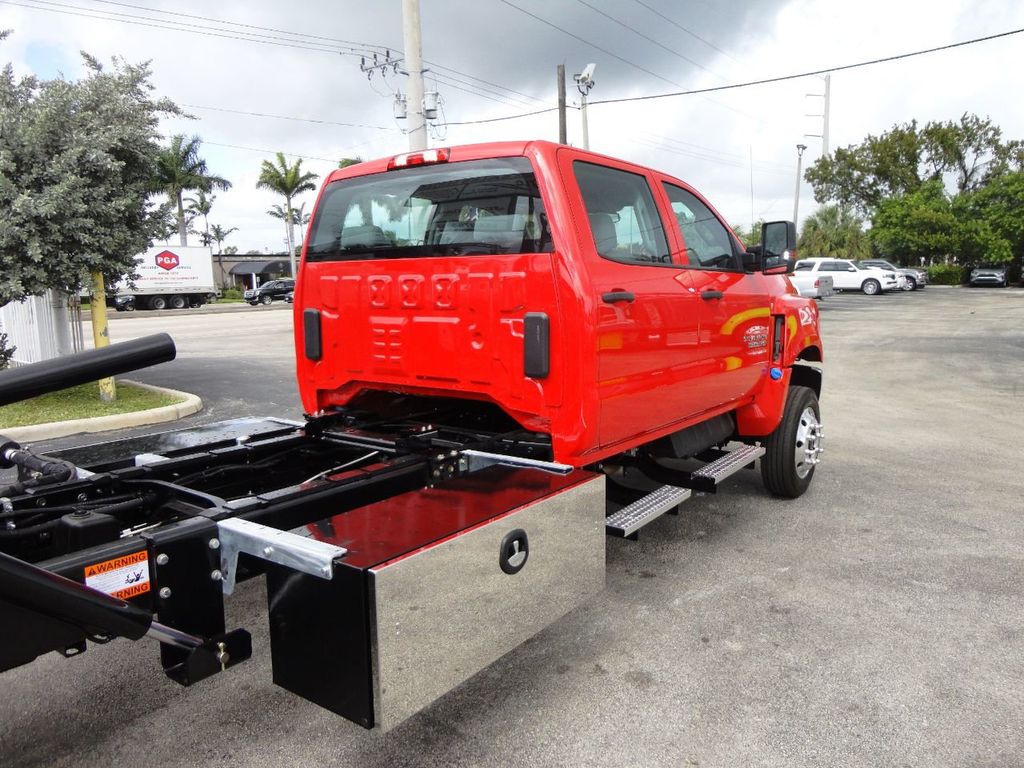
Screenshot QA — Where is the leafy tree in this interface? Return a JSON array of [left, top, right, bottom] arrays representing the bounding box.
[[155, 135, 230, 246], [224, 245, 239, 255], [869, 181, 959, 265], [798, 205, 871, 260], [209, 223, 237, 254], [338, 157, 363, 168], [257, 152, 318, 276], [961, 171, 1024, 262], [0, 51, 180, 305], [806, 114, 1024, 216]]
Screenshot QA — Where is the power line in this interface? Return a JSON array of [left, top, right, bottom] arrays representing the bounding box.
[[6, 0, 551, 115], [83, 0, 390, 53], [497, 0, 692, 90], [590, 26, 1024, 107], [1, 0, 373, 55], [630, 0, 736, 62], [445, 26, 1024, 124], [571, 0, 727, 82], [181, 104, 393, 131]]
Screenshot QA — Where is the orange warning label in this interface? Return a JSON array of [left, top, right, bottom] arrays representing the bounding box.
[[84, 550, 150, 599]]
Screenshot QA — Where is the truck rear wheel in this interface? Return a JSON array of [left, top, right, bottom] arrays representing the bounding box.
[[169, 295, 187, 309], [761, 385, 823, 498], [148, 295, 167, 310]]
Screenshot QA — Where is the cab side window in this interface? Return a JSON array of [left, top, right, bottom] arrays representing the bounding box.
[[662, 183, 738, 270], [573, 161, 671, 266]]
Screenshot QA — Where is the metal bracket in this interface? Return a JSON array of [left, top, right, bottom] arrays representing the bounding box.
[[216, 518, 348, 595], [459, 450, 573, 475]]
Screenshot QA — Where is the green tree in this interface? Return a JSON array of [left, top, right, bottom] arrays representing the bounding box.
[[338, 157, 363, 168], [961, 171, 1024, 262], [869, 181, 959, 265], [806, 114, 1024, 216], [155, 135, 230, 247], [798, 205, 871, 260], [0, 51, 180, 305], [257, 152, 318, 276]]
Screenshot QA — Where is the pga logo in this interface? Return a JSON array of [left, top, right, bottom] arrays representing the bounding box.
[[154, 250, 180, 271]]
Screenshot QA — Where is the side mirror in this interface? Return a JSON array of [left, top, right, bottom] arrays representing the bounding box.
[[742, 244, 762, 272], [847, 267, 857, 272], [761, 220, 797, 274]]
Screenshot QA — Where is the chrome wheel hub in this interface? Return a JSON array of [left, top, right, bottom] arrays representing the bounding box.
[[794, 407, 824, 479]]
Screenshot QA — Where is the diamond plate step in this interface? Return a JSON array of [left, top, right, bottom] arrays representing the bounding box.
[[606, 485, 692, 538], [692, 444, 765, 484]]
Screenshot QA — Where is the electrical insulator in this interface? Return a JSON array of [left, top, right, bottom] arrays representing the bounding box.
[[423, 91, 439, 121], [394, 93, 408, 120]]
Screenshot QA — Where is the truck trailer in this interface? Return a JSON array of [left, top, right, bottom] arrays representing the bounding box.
[[113, 245, 217, 311], [0, 141, 824, 732]]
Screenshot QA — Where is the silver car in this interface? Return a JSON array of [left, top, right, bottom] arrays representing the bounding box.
[[860, 260, 928, 290], [969, 265, 1009, 287]]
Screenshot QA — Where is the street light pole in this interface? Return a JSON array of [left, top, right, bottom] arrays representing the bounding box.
[[793, 143, 807, 224]]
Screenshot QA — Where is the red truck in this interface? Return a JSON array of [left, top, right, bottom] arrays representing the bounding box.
[[0, 141, 823, 733]]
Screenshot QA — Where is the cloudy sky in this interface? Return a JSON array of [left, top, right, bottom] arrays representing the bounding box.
[[2, 0, 1023, 253]]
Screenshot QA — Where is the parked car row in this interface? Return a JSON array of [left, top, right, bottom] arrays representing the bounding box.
[[792, 258, 928, 296]]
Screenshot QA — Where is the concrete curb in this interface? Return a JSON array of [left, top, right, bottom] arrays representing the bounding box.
[[2, 380, 202, 442]]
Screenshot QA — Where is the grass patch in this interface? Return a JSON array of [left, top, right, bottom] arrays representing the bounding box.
[[0, 381, 185, 429], [216, 298, 246, 304]]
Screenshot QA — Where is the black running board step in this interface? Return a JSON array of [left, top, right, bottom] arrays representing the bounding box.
[[606, 485, 691, 538]]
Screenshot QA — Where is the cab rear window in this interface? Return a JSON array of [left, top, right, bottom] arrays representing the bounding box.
[[305, 157, 553, 261]]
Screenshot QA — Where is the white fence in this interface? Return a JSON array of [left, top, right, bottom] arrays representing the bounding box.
[[0, 291, 85, 367]]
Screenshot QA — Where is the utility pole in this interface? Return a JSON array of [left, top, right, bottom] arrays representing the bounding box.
[[805, 73, 831, 156], [574, 63, 596, 151], [793, 143, 807, 224], [822, 74, 831, 156], [401, 0, 427, 151], [557, 64, 567, 144]]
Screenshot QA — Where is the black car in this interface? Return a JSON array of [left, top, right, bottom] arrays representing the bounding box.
[[244, 279, 295, 305]]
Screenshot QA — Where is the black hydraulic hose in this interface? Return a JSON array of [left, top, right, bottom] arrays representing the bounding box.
[[0, 333, 176, 407], [0, 550, 152, 641]]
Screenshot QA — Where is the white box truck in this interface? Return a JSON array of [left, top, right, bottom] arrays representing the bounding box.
[[114, 246, 217, 311]]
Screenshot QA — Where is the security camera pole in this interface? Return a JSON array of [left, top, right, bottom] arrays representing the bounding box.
[[574, 63, 596, 150]]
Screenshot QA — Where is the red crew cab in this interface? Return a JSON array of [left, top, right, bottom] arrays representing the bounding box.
[[294, 141, 824, 496]]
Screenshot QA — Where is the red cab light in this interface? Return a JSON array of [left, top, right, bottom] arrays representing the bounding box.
[[387, 148, 450, 170]]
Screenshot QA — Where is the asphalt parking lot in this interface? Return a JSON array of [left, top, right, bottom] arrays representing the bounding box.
[[2, 286, 1023, 767]]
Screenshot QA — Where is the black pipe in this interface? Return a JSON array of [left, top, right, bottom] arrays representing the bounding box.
[[0, 550, 152, 641], [0, 333, 177, 407]]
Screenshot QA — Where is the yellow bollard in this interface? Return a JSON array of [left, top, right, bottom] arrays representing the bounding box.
[[89, 271, 117, 402]]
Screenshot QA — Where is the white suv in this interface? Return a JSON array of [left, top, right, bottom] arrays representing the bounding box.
[[793, 258, 899, 295]]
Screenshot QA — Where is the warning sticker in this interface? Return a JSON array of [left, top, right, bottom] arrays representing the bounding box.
[[84, 551, 151, 600]]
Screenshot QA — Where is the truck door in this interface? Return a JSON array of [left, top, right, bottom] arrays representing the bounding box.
[[659, 181, 769, 407], [567, 159, 710, 449]]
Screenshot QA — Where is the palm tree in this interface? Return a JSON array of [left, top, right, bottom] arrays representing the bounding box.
[[209, 224, 238, 289], [210, 223, 238, 254], [799, 205, 871, 259], [257, 152, 318, 277], [155, 135, 231, 246], [186, 190, 216, 247]]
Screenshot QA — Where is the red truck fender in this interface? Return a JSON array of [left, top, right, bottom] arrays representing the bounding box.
[[734, 293, 823, 437]]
